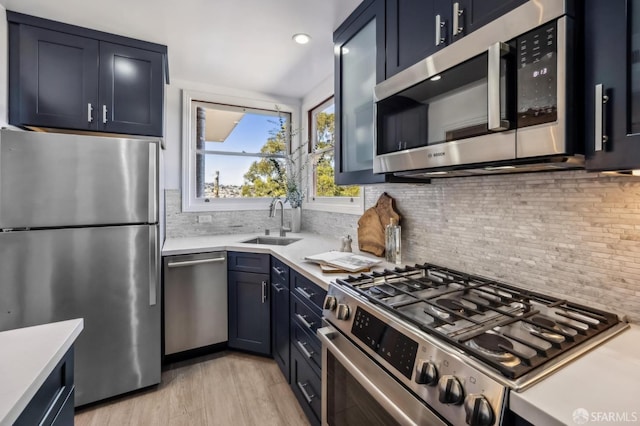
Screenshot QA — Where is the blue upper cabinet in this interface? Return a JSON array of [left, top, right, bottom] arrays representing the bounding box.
[[385, 0, 527, 79], [385, 0, 450, 77], [584, 0, 640, 172], [8, 12, 167, 137]]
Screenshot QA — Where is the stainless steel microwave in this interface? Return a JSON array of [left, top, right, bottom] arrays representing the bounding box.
[[373, 0, 582, 178]]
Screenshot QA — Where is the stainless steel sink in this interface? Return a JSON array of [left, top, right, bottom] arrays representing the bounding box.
[[240, 236, 302, 246]]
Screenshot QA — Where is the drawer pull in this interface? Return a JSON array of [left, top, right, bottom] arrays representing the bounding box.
[[296, 313, 314, 329], [296, 287, 315, 300], [297, 381, 315, 404], [272, 266, 285, 276], [272, 283, 284, 293], [296, 340, 315, 359]]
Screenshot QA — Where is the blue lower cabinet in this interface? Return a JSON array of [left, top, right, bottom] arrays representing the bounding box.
[[15, 348, 75, 426], [271, 257, 290, 382], [291, 343, 322, 426], [228, 270, 271, 355]]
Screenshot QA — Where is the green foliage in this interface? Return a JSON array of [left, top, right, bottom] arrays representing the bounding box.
[[312, 112, 360, 197], [240, 107, 359, 203], [241, 135, 286, 198]]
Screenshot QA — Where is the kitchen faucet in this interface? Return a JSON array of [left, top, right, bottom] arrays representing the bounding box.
[[269, 197, 290, 237]]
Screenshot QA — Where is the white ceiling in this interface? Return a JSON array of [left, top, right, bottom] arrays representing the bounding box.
[[0, 0, 362, 99]]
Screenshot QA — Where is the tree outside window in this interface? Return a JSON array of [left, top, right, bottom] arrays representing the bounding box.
[[192, 101, 292, 200], [310, 98, 360, 198]]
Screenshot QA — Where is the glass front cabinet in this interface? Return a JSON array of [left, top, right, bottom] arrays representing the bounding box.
[[334, 0, 387, 185]]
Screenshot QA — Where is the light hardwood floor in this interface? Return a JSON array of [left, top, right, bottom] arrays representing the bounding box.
[[74, 351, 310, 426]]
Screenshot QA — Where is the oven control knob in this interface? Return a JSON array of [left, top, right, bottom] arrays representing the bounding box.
[[336, 304, 350, 320], [415, 361, 438, 386], [464, 395, 495, 426], [323, 295, 338, 311], [438, 375, 464, 405]]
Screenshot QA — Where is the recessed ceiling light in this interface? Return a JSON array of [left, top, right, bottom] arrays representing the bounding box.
[[430, 75, 442, 81], [292, 33, 311, 44]]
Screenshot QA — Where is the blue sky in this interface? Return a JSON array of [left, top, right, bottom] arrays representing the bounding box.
[[204, 113, 280, 186]]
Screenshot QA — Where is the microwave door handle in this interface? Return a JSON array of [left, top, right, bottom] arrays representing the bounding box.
[[488, 42, 511, 132]]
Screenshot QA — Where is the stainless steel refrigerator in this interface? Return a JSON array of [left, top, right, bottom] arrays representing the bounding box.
[[0, 129, 160, 406]]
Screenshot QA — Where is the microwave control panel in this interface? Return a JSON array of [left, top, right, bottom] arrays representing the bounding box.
[[517, 21, 558, 128]]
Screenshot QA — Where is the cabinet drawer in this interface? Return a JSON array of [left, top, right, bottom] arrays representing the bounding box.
[[291, 293, 322, 338], [228, 252, 270, 273], [290, 270, 327, 315], [291, 344, 321, 426], [270, 256, 289, 288], [291, 321, 321, 376]]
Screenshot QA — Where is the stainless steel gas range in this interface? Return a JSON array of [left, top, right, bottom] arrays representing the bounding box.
[[319, 263, 628, 426]]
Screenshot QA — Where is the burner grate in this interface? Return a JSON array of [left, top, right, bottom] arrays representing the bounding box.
[[335, 262, 620, 379]]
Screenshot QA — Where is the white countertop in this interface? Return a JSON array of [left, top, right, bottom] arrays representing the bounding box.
[[510, 325, 640, 426], [163, 232, 401, 291], [0, 319, 83, 426]]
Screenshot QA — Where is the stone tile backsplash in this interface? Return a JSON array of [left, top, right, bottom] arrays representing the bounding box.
[[166, 170, 640, 323], [165, 190, 296, 238]]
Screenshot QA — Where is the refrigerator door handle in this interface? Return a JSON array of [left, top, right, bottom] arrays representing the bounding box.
[[149, 226, 158, 306], [148, 142, 158, 223]]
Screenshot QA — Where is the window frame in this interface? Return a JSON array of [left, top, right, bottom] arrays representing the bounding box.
[[181, 89, 299, 212], [304, 96, 364, 215]]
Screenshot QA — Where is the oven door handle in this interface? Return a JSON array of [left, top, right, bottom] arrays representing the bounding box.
[[318, 326, 431, 426], [488, 42, 511, 132]]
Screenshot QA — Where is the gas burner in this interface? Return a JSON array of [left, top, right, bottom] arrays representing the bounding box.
[[468, 333, 521, 367], [522, 315, 567, 343], [424, 298, 465, 319]]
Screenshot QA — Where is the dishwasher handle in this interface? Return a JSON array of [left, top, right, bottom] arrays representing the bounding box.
[[167, 257, 226, 268]]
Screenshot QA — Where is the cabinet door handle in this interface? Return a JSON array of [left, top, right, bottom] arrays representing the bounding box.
[[453, 2, 464, 36], [296, 287, 315, 300], [102, 105, 108, 124], [595, 84, 609, 152], [296, 381, 315, 404], [87, 103, 94, 123], [435, 14, 445, 46], [296, 340, 315, 359], [261, 280, 267, 304], [296, 313, 314, 329]]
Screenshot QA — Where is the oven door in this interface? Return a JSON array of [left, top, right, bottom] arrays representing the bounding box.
[[318, 325, 446, 426]]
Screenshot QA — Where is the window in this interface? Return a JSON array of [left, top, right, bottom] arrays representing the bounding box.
[[306, 97, 363, 214], [182, 90, 298, 212]]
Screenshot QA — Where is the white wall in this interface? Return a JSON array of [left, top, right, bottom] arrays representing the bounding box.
[[163, 78, 301, 190], [301, 74, 333, 136]]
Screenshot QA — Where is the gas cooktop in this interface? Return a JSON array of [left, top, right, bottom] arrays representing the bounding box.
[[335, 263, 621, 380]]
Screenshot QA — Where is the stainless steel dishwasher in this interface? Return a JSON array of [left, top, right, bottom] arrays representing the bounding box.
[[163, 251, 228, 355]]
